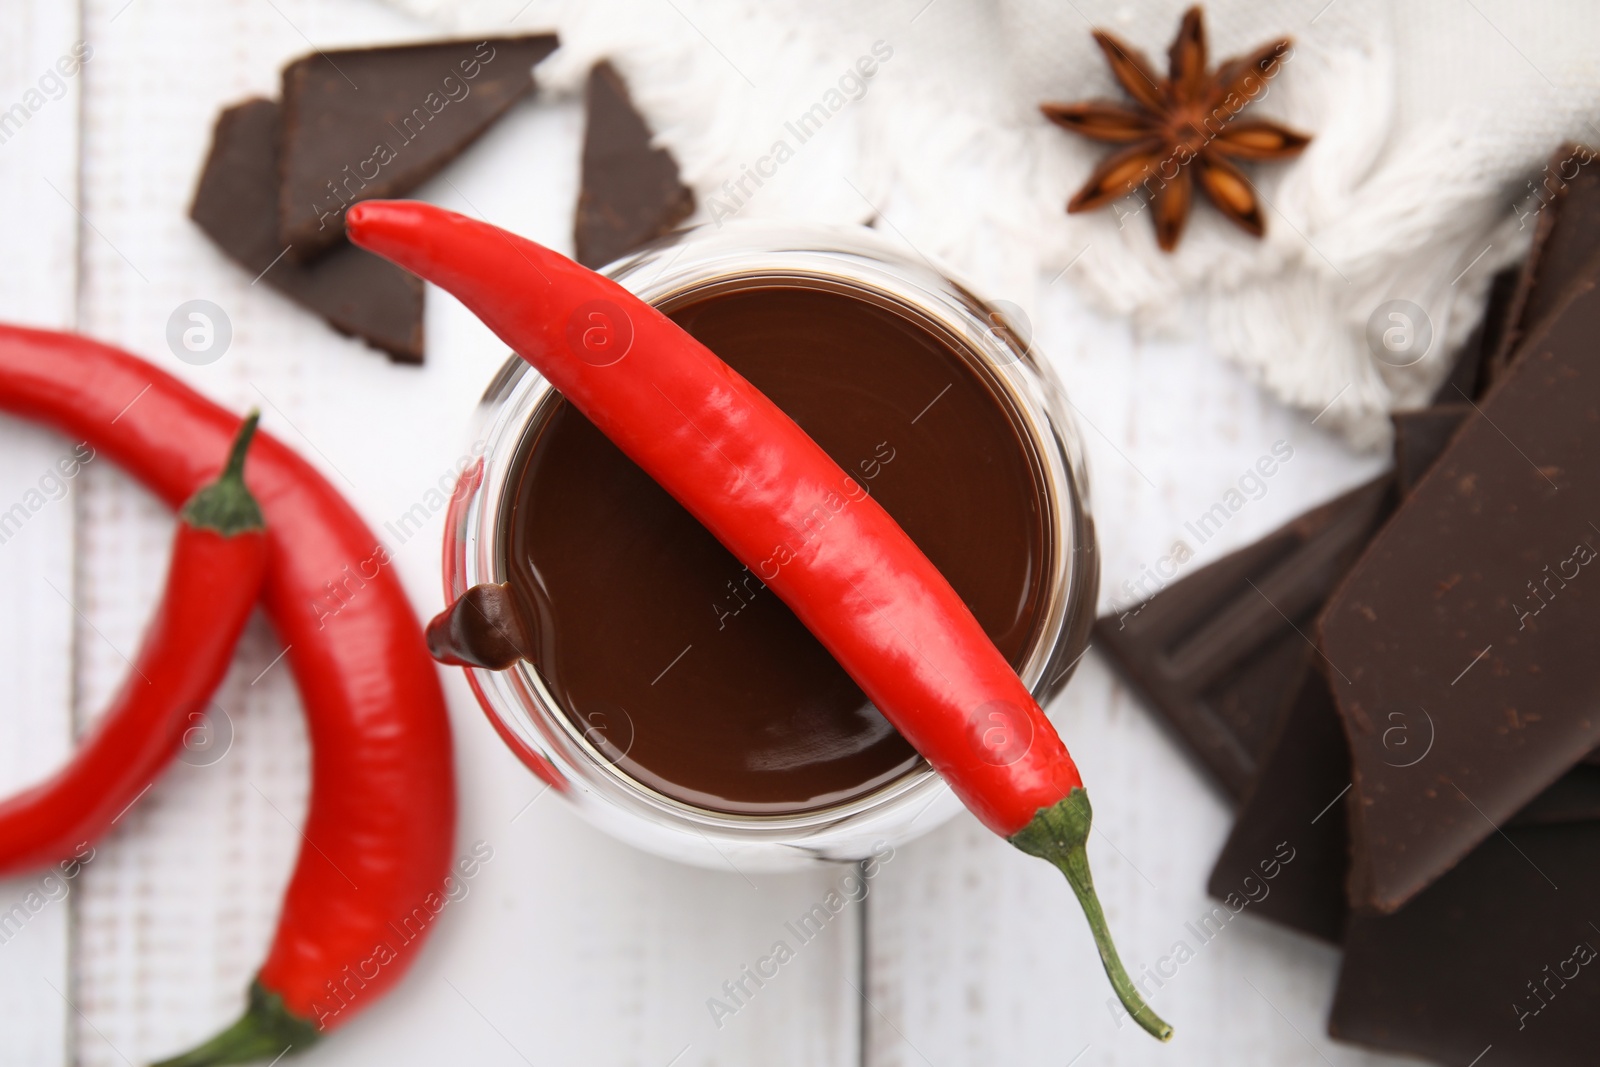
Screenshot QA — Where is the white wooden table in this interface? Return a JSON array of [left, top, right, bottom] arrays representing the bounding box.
[[0, 2, 1413, 1064]]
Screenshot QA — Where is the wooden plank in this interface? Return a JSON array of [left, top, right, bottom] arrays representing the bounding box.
[[69, 1, 860, 1064], [864, 281, 1403, 1066], [0, 2, 83, 1065]]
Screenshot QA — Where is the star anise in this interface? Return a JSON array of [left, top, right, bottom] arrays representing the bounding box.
[[1041, 6, 1311, 251]]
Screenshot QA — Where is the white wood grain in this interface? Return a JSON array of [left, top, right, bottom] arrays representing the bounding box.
[[66, 1, 860, 1064], [0, 2, 82, 1064]]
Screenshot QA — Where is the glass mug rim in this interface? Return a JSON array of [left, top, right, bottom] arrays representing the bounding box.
[[445, 220, 1098, 871]]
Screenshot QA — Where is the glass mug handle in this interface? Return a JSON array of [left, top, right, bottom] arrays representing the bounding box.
[[433, 456, 562, 786]]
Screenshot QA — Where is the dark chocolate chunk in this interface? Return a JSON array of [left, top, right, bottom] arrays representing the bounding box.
[[1200, 630, 1314, 783], [190, 98, 424, 362], [1096, 476, 1394, 798], [1330, 821, 1600, 1066], [1434, 266, 1518, 405], [1211, 675, 1600, 949], [278, 35, 558, 259], [1319, 271, 1600, 916], [1391, 404, 1471, 496], [1484, 144, 1600, 389], [574, 61, 694, 269], [1208, 668, 1351, 944], [1512, 764, 1600, 826]]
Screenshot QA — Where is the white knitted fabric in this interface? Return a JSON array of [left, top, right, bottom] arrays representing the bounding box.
[[383, 0, 1600, 448]]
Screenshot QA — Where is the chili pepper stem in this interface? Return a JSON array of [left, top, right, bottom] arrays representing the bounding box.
[[179, 409, 265, 536], [1009, 787, 1174, 1042], [151, 981, 320, 1067]]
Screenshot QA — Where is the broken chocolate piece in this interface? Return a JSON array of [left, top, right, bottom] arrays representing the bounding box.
[[1209, 672, 1600, 947], [278, 35, 558, 259], [1320, 271, 1600, 916], [1096, 476, 1394, 798], [1330, 821, 1600, 1065], [1208, 668, 1350, 944], [574, 61, 695, 269], [1200, 630, 1314, 786], [1391, 404, 1471, 496], [1484, 144, 1600, 389], [1513, 764, 1600, 826], [190, 98, 424, 362], [1434, 266, 1518, 405]]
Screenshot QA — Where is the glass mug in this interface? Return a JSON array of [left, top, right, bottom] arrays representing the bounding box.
[[442, 222, 1098, 872]]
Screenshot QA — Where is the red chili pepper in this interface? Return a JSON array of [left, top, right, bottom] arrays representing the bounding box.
[[348, 200, 1172, 1040], [0, 413, 267, 877], [0, 326, 456, 1062]]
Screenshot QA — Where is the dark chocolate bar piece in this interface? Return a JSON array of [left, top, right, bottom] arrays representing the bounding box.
[[190, 98, 424, 362], [1391, 404, 1471, 496], [575, 62, 694, 269], [1320, 271, 1600, 916], [278, 35, 558, 259], [1207, 668, 1350, 943], [1096, 476, 1393, 798], [1330, 821, 1600, 1066], [1513, 764, 1600, 826], [1483, 144, 1600, 389], [1434, 266, 1518, 405], [1208, 674, 1600, 946], [1200, 629, 1312, 785]]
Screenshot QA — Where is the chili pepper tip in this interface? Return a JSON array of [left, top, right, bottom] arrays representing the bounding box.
[[1010, 788, 1175, 1042], [344, 199, 435, 263]]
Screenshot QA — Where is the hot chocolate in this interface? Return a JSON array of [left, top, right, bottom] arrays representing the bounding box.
[[500, 283, 1051, 814]]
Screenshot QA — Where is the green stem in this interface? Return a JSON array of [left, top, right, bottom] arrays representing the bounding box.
[[151, 980, 320, 1067], [219, 409, 260, 483], [179, 410, 265, 536], [1009, 787, 1174, 1042]]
